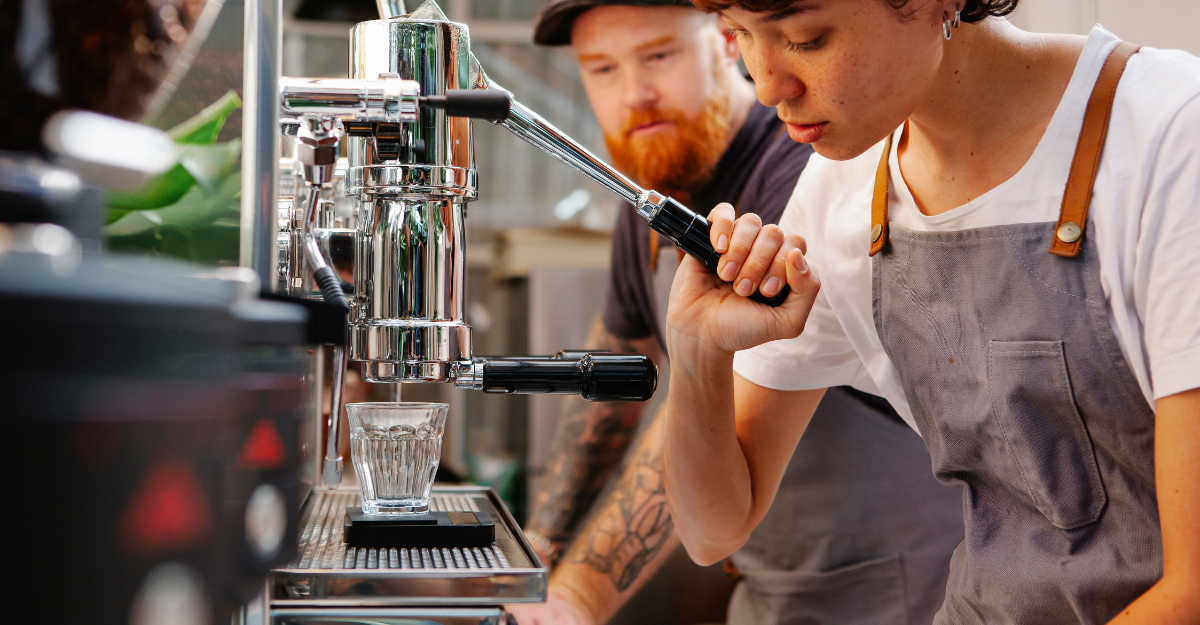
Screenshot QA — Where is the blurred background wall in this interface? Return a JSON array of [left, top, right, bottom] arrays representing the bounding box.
[[1009, 0, 1200, 54]]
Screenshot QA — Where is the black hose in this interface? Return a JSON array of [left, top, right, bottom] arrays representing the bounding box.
[[313, 266, 348, 309]]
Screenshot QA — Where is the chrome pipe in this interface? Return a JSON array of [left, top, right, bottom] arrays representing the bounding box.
[[376, 0, 406, 19], [498, 98, 641, 207], [280, 76, 421, 123], [478, 73, 670, 220], [300, 186, 330, 274], [323, 344, 347, 486], [241, 0, 282, 286]]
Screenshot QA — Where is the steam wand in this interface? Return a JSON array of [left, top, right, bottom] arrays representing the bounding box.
[[295, 114, 350, 486]]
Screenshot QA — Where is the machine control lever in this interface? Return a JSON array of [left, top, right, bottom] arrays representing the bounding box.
[[438, 86, 789, 307]]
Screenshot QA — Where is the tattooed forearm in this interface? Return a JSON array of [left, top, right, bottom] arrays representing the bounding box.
[[524, 317, 663, 556], [566, 409, 673, 591], [528, 400, 644, 548]]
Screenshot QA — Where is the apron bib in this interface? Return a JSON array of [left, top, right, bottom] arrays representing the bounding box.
[[726, 388, 963, 625], [869, 43, 1162, 624]]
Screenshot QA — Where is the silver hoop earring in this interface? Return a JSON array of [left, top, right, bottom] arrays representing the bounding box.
[[943, 8, 962, 40]]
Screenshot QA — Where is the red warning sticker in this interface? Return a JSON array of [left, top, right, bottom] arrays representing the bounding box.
[[237, 418, 287, 470], [119, 459, 214, 554]]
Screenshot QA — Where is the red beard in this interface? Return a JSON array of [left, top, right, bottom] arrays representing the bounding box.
[[604, 88, 731, 201]]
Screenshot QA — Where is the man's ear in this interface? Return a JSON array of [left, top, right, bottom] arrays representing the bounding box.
[[720, 25, 741, 64]]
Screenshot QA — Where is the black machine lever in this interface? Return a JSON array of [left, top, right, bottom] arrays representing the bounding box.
[[432, 89, 788, 307], [647, 196, 789, 307], [476, 353, 657, 402], [420, 90, 513, 123]]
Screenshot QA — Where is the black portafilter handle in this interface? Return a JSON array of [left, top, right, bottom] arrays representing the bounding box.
[[428, 90, 788, 307], [649, 196, 790, 307], [478, 353, 657, 402]]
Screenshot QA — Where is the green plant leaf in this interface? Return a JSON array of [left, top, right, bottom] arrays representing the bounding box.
[[106, 171, 241, 238], [104, 163, 196, 213], [105, 140, 241, 213], [168, 89, 243, 145], [178, 139, 242, 195]]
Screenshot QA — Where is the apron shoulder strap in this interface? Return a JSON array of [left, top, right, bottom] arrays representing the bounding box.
[[869, 133, 894, 257], [867, 41, 1141, 258], [1050, 41, 1141, 257]]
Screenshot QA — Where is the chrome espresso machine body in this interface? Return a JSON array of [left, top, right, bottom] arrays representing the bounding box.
[[252, 1, 787, 622], [255, 3, 652, 623]]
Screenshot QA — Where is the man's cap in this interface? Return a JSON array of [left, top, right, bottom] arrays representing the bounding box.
[[532, 0, 694, 46]]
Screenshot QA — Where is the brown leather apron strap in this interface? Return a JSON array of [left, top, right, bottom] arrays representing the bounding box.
[[1050, 41, 1141, 257], [869, 133, 894, 256], [868, 42, 1141, 258]]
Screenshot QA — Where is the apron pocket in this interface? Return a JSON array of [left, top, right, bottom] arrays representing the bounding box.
[[727, 553, 908, 625], [987, 340, 1107, 529]]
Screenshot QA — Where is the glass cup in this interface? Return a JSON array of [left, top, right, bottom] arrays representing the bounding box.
[[345, 402, 448, 515]]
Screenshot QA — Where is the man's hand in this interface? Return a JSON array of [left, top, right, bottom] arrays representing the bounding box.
[[508, 586, 597, 625], [666, 203, 820, 359]]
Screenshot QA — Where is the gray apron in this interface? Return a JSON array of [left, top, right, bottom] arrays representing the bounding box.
[[869, 43, 1161, 624], [726, 387, 964, 625]]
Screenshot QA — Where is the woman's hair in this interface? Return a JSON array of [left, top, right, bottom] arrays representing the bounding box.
[[691, 0, 1021, 24]]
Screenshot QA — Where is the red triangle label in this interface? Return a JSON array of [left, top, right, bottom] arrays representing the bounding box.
[[237, 418, 287, 470], [119, 459, 214, 554]]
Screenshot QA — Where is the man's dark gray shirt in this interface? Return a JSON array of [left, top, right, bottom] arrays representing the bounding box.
[[603, 102, 810, 349]]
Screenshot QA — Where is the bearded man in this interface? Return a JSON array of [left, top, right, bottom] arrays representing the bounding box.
[[511, 2, 965, 624]]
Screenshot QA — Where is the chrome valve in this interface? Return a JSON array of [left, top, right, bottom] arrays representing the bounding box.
[[281, 75, 421, 124]]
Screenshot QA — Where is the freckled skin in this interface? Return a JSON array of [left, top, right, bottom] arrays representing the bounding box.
[[720, 0, 1087, 216], [725, 0, 946, 160]]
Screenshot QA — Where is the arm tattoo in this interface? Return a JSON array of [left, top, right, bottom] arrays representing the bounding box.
[[527, 400, 642, 548], [565, 421, 673, 591], [525, 320, 652, 553]]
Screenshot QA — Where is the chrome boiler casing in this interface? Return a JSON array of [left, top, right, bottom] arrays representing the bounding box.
[[346, 12, 477, 383]]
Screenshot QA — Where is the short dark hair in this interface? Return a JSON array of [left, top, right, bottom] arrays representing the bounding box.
[[690, 0, 1021, 24]]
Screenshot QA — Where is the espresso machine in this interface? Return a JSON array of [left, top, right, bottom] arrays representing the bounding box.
[[248, 2, 788, 622]]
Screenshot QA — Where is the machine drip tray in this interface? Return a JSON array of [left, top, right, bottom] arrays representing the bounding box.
[[344, 508, 496, 548], [271, 486, 546, 607]]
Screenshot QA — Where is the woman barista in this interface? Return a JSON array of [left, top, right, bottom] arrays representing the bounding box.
[[661, 0, 1200, 623]]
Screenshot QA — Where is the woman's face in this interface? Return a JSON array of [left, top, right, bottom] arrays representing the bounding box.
[[723, 0, 948, 160]]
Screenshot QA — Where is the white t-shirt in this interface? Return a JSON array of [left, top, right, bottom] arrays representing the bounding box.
[[733, 26, 1200, 433]]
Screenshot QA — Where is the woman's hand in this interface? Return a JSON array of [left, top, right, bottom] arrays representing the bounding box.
[[666, 203, 821, 357]]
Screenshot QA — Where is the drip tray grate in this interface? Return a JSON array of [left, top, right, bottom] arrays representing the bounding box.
[[297, 492, 510, 570], [272, 486, 546, 606]]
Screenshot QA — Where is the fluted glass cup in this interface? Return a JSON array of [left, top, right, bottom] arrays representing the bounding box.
[[346, 402, 448, 515]]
